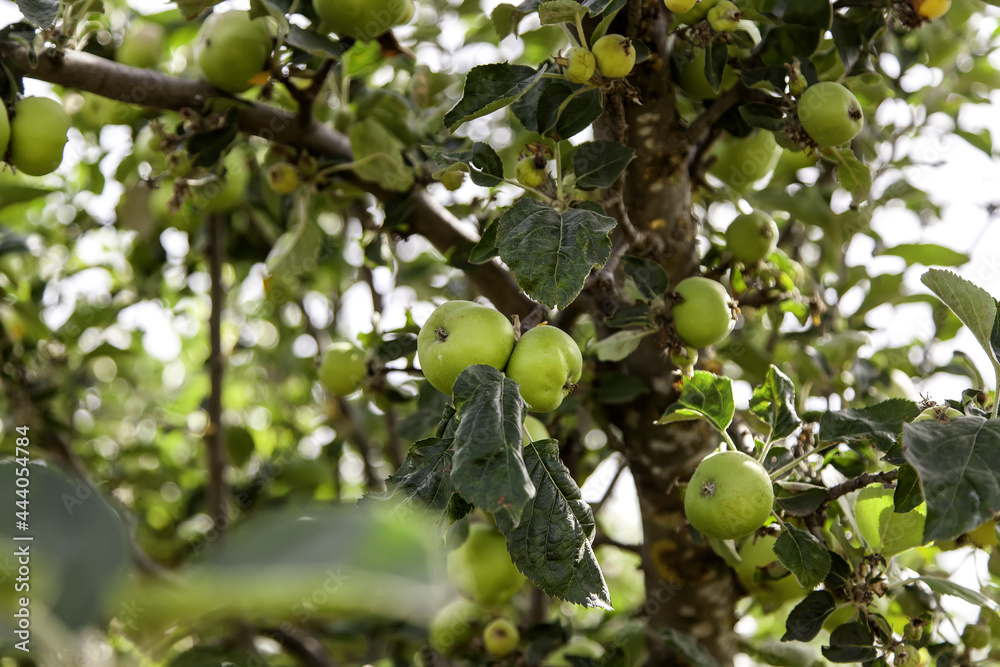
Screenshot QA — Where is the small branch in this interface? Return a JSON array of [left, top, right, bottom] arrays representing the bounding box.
[[206, 213, 230, 531], [824, 469, 900, 504], [264, 627, 335, 667], [335, 397, 386, 492], [684, 86, 775, 146], [592, 531, 642, 554], [589, 455, 627, 518]]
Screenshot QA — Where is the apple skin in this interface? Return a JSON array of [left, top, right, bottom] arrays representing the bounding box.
[[8, 97, 71, 176], [664, 0, 699, 12], [684, 451, 774, 540], [592, 34, 636, 79], [505, 325, 583, 413], [118, 21, 165, 69], [416, 300, 516, 396], [319, 342, 367, 396], [725, 211, 779, 264], [912, 405, 963, 422], [709, 130, 779, 188], [313, 0, 412, 40], [196, 11, 272, 94], [446, 523, 525, 606], [854, 484, 926, 556], [267, 163, 300, 194], [564, 47, 596, 84], [707, 0, 740, 31], [428, 598, 490, 655], [515, 156, 547, 188], [912, 0, 950, 18], [523, 415, 550, 443], [542, 638, 605, 666], [734, 534, 806, 610], [962, 621, 990, 649], [674, 45, 738, 100], [797, 82, 864, 147], [671, 277, 735, 348], [190, 150, 251, 214], [483, 617, 520, 657], [0, 104, 9, 158]]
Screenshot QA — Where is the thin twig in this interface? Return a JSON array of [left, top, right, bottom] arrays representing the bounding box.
[[206, 212, 230, 531]]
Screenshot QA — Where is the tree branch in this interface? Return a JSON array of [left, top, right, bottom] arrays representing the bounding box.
[[0, 41, 534, 317], [824, 469, 900, 504], [206, 212, 230, 530]]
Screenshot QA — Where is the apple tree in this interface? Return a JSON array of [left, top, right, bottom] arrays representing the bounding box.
[[2, 0, 1000, 664]]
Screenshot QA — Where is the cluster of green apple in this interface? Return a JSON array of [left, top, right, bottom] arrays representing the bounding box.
[[0, 97, 71, 177], [417, 300, 583, 413], [560, 34, 637, 85]]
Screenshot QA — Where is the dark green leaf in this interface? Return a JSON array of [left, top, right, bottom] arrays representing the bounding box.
[[16, 0, 58, 26], [606, 304, 654, 328], [704, 40, 728, 93], [284, 25, 346, 58], [451, 365, 535, 521], [902, 416, 1000, 542], [656, 370, 735, 433], [495, 440, 612, 609], [782, 590, 837, 642], [749, 365, 801, 440], [922, 268, 1000, 372], [774, 525, 831, 590], [821, 621, 877, 663], [621, 255, 669, 300], [444, 64, 545, 130], [818, 399, 920, 451], [739, 102, 785, 132], [470, 142, 505, 187], [572, 140, 635, 190], [496, 198, 616, 308], [775, 486, 827, 517], [893, 464, 923, 513], [824, 552, 852, 590], [552, 88, 605, 139], [387, 437, 462, 513], [469, 221, 500, 264], [593, 372, 649, 404]]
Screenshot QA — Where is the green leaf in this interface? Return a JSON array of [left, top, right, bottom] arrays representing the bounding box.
[[605, 304, 654, 328], [775, 486, 827, 517], [490, 2, 536, 39], [469, 221, 500, 264], [470, 142, 505, 187], [451, 365, 535, 521], [538, 0, 583, 25], [572, 140, 636, 190], [16, 0, 58, 26], [955, 128, 992, 156], [893, 464, 923, 513], [588, 328, 654, 361], [902, 416, 1000, 542], [817, 399, 920, 451], [917, 576, 1000, 613], [656, 371, 735, 434], [496, 199, 616, 308], [387, 437, 465, 514], [265, 215, 322, 279], [739, 103, 785, 132], [444, 64, 545, 130], [657, 628, 720, 667], [349, 117, 414, 191], [783, 590, 837, 642], [821, 622, 877, 663], [621, 255, 669, 300], [283, 25, 346, 59], [921, 269, 1000, 376], [704, 40, 728, 92], [773, 525, 831, 590], [830, 147, 871, 203], [749, 365, 801, 441], [494, 440, 612, 609], [881, 243, 969, 267]]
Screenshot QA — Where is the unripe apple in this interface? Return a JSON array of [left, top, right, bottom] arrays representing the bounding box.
[[446, 523, 525, 605], [797, 82, 864, 147], [436, 169, 465, 191], [894, 645, 920, 667], [911, 0, 950, 18], [542, 637, 605, 666], [671, 276, 735, 348], [8, 97, 71, 176], [313, 0, 413, 40], [190, 150, 251, 214], [515, 156, 548, 188], [117, 21, 165, 69], [0, 104, 9, 158], [319, 341, 367, 396], [962, 621, 990, 649], [483, 617, 520, 657], [684, 450, 774, 540], [523, 415, 550, 443], [564, 46, 596, 84], [416, 300, 516, 396], [726, 211, 779, 264], [854, 484, 926, 556], [267, 163, 300, 195], [505, 325, 583, 413], [709, 130, 780, 188], [912, 405, 963, 422], [707, 0, 740, 32], [967, 519, 998, 548], [664, 0, 699, 12], [592, 34, 636, 79], [670, 344, 698, 372], [196, 11, 273, 93], [674, 45, 738, 100], [734, 533, 806, 609], [67, 91, 142, 131], [428, 598, 490, 655]]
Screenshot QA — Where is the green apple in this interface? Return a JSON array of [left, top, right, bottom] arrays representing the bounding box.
[[446, 523, 525, 606], [664, 0, 699, 12], [671, 276, 735, 348], [428, 598, 490, 655], [912, 405, 963, 422], [726, 211, 779, 264], [709, 130, 779, 188], [523, 415, 550, 443], [319, 341, 367, 396], [734, 533, 806, 609], [670, 344, 699, 374], [797, 82, 864, 147], [190, 150, 251, 214], [674, 45, 738, 100], [68, 91, 142, 130], [967, 519, 998, 548], [118, 21, 165, 69], [0, 104, 8, 158], [542, 637, 605, 666], [196, 11, 272, 94], [962, 621, 990, 649], [436, 169, 466, 190], [416, 300, 516, 396], [267, 163, 300, 194], [564, 46, 596, 84], [483, 617, 520, 657], [707, 0, 740, 31], [684, 450, 774, 540], [8, 97, 71, 176], [515, 156, 548, 188], [505, 325, 583, 413], [313, 0, 412, 40], [854, 484, 926, 556], [592, 34, 636, 79]]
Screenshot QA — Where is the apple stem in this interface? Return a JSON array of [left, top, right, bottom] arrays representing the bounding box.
[[720, 430, 736, 451], [575, 12, 589, 49]]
